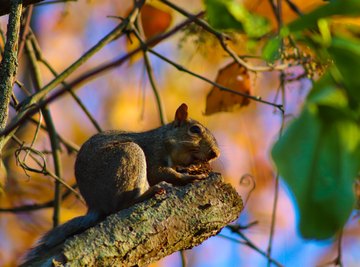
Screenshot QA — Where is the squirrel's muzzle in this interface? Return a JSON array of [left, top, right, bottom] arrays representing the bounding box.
[[208, 147, 220, 161]]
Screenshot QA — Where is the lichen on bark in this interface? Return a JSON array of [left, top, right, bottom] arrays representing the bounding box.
[[0, 0, 22, 150]]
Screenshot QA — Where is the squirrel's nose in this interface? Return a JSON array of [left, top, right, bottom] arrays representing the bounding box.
[[209, 148, 220, 160]]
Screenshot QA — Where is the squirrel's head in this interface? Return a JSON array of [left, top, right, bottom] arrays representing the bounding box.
[[166, 103, 220, 167]]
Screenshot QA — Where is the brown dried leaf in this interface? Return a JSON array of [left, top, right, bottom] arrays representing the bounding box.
[[205, 61, 252, 115], [141, 4, 172, 44]]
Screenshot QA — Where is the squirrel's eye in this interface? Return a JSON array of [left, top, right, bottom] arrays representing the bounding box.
[[189, 125, 202, 134]]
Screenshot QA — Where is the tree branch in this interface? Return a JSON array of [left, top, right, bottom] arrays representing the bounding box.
[[0, 0, 43, 16], [22, 173, 243, 266], [0, 12, 201, 137], [0, 0, 22, 151]]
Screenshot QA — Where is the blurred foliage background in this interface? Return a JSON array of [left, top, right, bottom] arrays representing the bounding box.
[[0, 0, 360, 266]]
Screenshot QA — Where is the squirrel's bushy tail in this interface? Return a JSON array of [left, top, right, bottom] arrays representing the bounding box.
[[21, 211, 101, 265]]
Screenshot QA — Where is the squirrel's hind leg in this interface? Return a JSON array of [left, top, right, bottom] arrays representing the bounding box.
[[76, 140, 149, 214]]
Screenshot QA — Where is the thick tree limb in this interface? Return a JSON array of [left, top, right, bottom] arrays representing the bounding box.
[[0, 0, 43, 16], [23, 173, 243, 266]]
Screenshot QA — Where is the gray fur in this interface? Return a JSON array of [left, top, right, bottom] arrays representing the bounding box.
[[23, 211, 101, 263]]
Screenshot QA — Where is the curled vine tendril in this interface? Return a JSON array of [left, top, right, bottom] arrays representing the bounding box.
[[15, 144, 47, 177], [239, 173, 256, 207]]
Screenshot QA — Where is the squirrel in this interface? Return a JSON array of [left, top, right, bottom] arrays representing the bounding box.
[[22, 103, 220, 264]]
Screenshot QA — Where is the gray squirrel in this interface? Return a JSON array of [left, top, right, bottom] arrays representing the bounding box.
[[22, 103, 220, 264]]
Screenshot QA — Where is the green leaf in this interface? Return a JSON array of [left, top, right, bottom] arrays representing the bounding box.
[[328, 36, 360, 103], [289, 0, 360, 32], [204, 0, 270, 38], [205, 0, 244, 31], [306, 73, 348, 108], [262, 36, 282, 63], [272, 104, 360, 239], [272, 75, 360, 239]]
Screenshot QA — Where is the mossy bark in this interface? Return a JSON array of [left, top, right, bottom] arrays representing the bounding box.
[[0, 0, 22, 158], [23, 173, 243, 267]]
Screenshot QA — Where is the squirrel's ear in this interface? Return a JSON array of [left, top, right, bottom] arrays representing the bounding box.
[[174, 103, 188, 127]]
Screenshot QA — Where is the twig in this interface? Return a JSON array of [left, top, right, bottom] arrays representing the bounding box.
[[15, 79, 32, 95], [239, 173, 256, 207], [23, 109, 42, 163], [317, 229, 344, 267], [26, 38, 64, 227], [0, 12, 201, 137], [0, 180, 79, 213], [17, 0, 145, 120], [149, 48, 283, 110], [34, 0, 77, 6], [29, 32, 102, 132], [284, 0, 303, 16], [335, 229, 344, 267], [18, 4, 33, 59], [28, 116, 80, 153], [8, 99, 80, 153], [267, 76, 286, 267], [219, 229, 284, 267], [160, 0, 288, 72], [132, 25, 167, 125], [0, 0, 43, 16], [267, 0, 278, 25], [0, 0, 23, 151], [180, 250, 187, 267], [12, 136, 82, 201], [266, 2, 286, 265]]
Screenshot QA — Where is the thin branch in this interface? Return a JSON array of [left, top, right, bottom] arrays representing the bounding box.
[[180, 250, 187, 267], [0, 12, 202, 137], [267, 74, 286, 267], [220, 228, 284, 267], [15, 1, 144, 123], [0, 0, 23, 151], [11, 135, 82, 200], [34, 0, 77, 6], [149, 48, 283, 110], [8, 99, 80, 153], [0, 181, 79, 213], [28, 116, 80, 153], [29, 32, 102, 132], [26, 38, 64, 227], [335, 229, 344, 267], [18, 4, 33, 59], [284, 0, 303, 16], [239, 173, 256, 207], [317, 229, 344, 267], [0, 0, 43, 16], [160, 0, 288, 72], [132, 25, 167, 125], [266, 0, 286, 263]]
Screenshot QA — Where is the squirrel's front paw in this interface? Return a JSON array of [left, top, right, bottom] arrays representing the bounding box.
[[181, 173, 208, 184]]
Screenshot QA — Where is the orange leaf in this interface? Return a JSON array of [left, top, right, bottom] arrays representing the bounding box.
[[243, 0, 325, 30], [205, 62, 252, 115], [141, 4, 172, 43], [126, 4, 172, 63]]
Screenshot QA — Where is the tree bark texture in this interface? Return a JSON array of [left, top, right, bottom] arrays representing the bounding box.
[[0, 0, 42, 16], [0, 0, 22, 155], [25, 173, 243, 266]]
